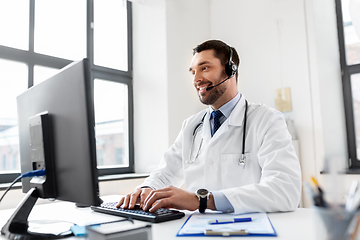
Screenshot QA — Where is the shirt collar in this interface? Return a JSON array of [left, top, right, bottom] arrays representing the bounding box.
[[209, 93, 241, 118]]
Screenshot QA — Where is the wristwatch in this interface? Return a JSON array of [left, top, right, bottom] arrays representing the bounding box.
[[196, 189, 210, 213]]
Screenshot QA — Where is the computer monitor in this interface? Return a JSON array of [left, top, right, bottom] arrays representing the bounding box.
[[1, 59, 101, 239]]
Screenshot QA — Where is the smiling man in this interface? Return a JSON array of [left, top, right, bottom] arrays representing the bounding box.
[[190, 46, 238, 110], [117, 39, 302, 214]]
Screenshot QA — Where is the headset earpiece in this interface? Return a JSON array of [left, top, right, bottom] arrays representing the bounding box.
[[225, 47, 238, 78], [206, 46, 238, 92]]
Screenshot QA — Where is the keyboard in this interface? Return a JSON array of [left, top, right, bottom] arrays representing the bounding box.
[[91, 202, 185, 223]]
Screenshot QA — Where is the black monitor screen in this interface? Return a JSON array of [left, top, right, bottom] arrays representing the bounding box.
[[16, 59, 100, 207]]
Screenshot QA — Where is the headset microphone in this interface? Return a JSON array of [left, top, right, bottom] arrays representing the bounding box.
[[206, 76, 231, 91], [206, 46, 238, 92]]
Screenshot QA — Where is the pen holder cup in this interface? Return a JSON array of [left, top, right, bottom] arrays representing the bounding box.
[[313, 206, 359, 240]]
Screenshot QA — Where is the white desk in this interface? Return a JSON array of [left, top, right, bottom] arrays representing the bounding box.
[[0, 196, 317, 240]]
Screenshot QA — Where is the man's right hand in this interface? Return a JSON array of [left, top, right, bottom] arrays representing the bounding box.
[[116, 187, 152, 209]]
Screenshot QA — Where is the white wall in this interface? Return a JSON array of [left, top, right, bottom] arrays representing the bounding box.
[[208, 0, 317, 206], [165, 0, 211, 144], [132, 0, 211, 171], [132, 0, 169, 173], [313, 0, 349, 164], [306, 0, 358, 203], [132, 0, 355, 207]]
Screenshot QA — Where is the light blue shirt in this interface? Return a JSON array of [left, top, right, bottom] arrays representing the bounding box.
[[208, 92, 241, 213], [209, 93, 241, 131]]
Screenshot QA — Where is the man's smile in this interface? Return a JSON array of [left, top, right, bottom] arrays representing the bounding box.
[[197, 83, 212, 95]]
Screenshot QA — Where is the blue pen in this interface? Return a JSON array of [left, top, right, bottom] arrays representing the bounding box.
[[208, 217, 252, 225]]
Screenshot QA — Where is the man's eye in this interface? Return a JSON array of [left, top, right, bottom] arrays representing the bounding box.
[[202, 66, 208, 71]]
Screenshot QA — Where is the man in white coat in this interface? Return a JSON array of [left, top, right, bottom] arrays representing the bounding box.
[[117, 40, 302, 214]]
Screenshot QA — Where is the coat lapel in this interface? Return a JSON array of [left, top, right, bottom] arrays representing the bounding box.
[[201, 108, 212, 145], [227, 96, 247, 128]]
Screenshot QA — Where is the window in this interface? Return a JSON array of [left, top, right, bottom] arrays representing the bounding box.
[[96, 149, 104, 166], [335, 0, 360, 170], [0, 0, 133, 183], [34, 0, 86, 61], [94, 0, 128, 71], [0, 2, 29, 50], [116, 149, 124, 165], [94, 80, 130, 170]]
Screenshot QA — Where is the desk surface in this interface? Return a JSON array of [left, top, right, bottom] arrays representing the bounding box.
[[0, 195, 317, 240]]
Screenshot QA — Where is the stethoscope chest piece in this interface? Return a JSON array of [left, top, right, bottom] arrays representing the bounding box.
[[239, 154, 246, 169]]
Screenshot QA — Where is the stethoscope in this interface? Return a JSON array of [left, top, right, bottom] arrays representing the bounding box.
[[188, 100, 248, 168]]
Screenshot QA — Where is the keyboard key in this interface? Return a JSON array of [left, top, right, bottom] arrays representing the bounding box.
[[91, 202, 185, 223]]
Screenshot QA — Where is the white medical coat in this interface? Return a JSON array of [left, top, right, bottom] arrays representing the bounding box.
[[141, 96, 302, 214]]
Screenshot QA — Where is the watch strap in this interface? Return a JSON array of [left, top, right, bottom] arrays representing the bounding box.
[[199, 196, 207, 213]]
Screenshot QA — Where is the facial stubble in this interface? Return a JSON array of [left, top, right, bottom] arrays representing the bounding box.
[[198, 84, 227, 106]]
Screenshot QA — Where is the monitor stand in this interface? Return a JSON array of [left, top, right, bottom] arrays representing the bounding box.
[[1, 188, 73, 240]]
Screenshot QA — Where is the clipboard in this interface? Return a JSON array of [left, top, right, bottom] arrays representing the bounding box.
[[176, 212, 277, 237]]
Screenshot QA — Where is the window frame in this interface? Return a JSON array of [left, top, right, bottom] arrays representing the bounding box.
[[0, 0, 134, 183], [335, 0, 360, 171]]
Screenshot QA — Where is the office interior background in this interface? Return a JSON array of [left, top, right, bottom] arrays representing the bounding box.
[[0, 0, 360, 209]]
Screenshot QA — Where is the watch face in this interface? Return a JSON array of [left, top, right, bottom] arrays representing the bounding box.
[[197, 189, 209, 197]]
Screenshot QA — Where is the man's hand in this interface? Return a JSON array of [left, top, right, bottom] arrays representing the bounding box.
[[116, 187, 152, 209], [142, 186, 200, 212]]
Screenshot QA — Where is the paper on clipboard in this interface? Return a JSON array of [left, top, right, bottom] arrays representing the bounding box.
[[177, 212, 276, 237]]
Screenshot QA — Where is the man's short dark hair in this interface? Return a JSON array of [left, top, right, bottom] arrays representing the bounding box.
[[193, 40, 240, 81]]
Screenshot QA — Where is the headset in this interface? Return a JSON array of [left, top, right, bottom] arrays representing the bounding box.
[[225, 47, 238, 78], [206, 46, 238, 91]]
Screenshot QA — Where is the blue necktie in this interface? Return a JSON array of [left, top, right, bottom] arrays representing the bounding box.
[[211, 110, 223, 136]]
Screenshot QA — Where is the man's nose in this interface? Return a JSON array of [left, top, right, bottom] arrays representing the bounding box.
[[193, 71, 203, 84]]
